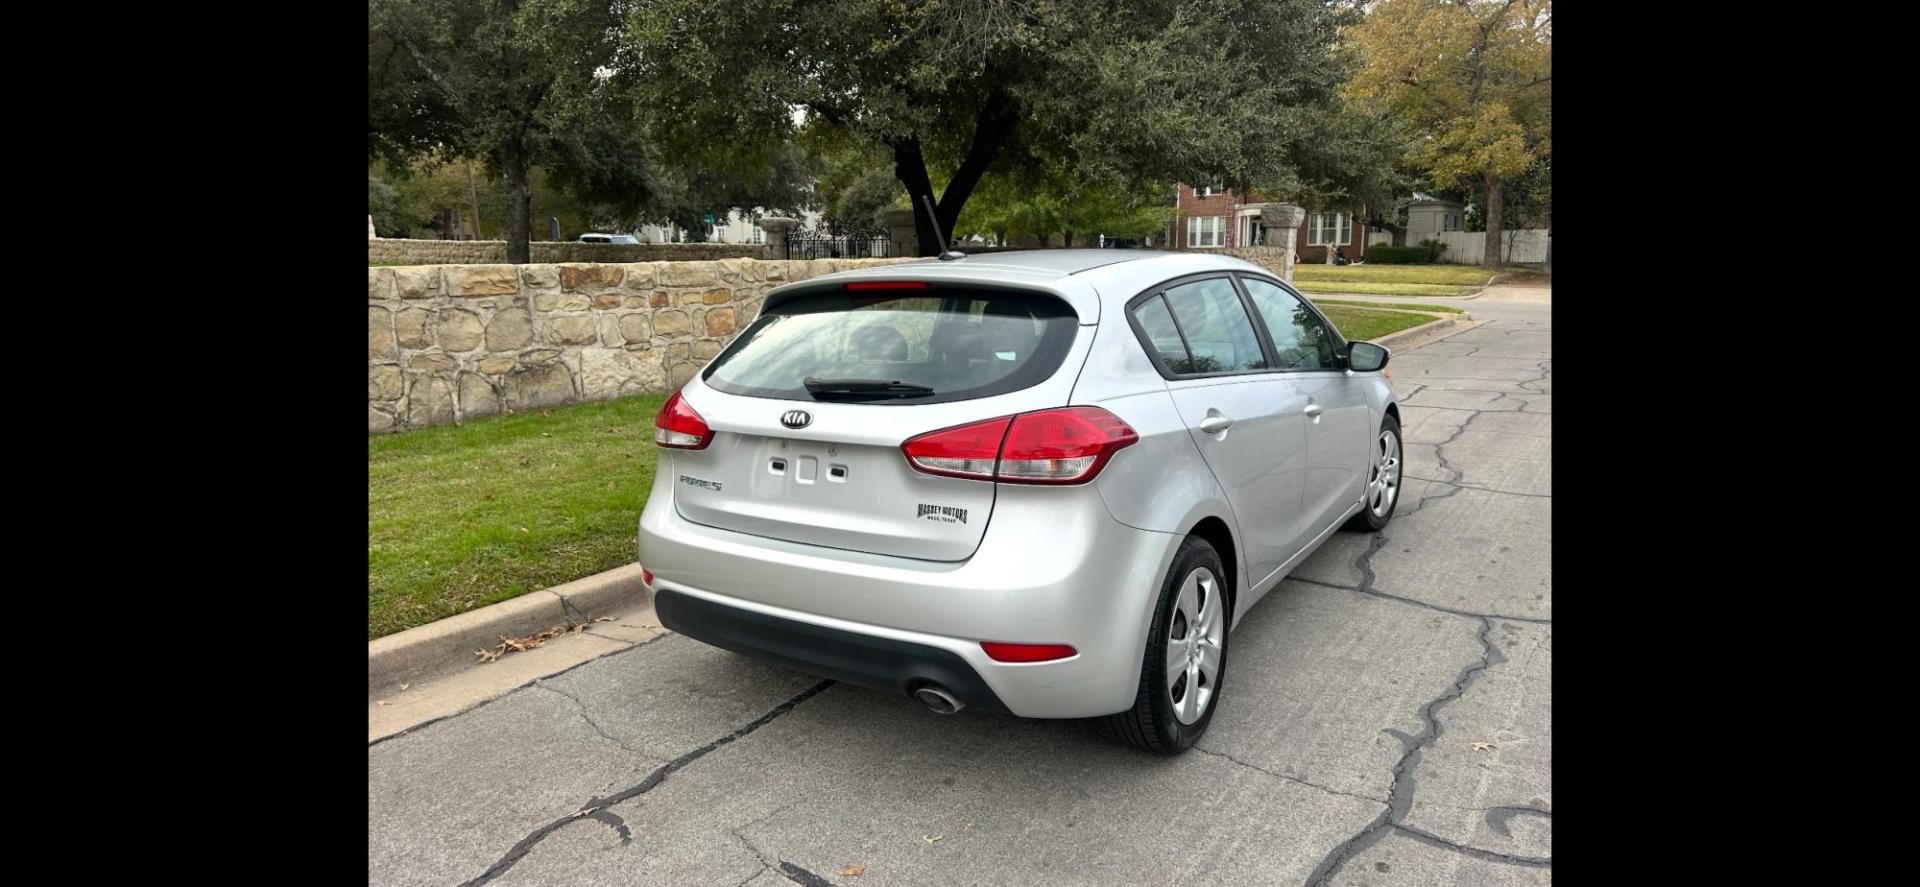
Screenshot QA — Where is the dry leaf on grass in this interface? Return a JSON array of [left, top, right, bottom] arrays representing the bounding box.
[[399, 682, 411, 691], [837, 864, 867, 877]]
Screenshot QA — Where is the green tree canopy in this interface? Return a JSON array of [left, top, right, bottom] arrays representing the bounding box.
[[626, 0, 1381, 256], [369, 0, 654, 261], [1348, 0, 1551, 266]]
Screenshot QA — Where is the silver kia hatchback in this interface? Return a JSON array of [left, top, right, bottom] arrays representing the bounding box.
[[637, 249, 1401, 753]]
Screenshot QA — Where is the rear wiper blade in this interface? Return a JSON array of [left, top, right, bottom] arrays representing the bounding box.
[[802, 377, 936, 399]]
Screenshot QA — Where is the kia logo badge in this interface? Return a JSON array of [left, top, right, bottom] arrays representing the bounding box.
[[781, 410, 812, 429]]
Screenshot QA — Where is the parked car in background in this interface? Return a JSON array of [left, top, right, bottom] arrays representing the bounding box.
[[579, 233, 640, 244], [636, 250, 1401, 754]]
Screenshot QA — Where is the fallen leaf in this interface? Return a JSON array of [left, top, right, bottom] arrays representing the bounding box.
[[1471, 741, 1496, 752], [837, 864, 867, 877], [922, 835, 943, 844], [399, 683, 411, 691], [376, 700, 390, 706], [520, 527, 531, 532]]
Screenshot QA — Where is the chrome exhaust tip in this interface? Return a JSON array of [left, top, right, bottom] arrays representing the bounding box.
[[913, 686, 964, 715]]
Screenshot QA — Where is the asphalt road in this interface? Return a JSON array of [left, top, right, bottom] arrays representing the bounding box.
[[369, 284, 1551, 887]]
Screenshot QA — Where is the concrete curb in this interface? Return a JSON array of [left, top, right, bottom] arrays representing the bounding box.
[[369, 563, 647, 697], [1369, 312, 1470, 352]]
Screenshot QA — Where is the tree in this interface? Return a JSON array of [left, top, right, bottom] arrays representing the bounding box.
[[369, 0, 654, 262], [1348, 0, 1551, 267], [626, 0, 1373, 256], [641, 141, 816, 241], [957, 157, 1171, 247]]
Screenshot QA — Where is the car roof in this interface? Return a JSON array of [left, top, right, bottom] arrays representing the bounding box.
[[776, 249, 1279, 322]]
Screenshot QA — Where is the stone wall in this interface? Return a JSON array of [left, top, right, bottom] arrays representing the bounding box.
[[1222, 246, 1296, 281], [369, 238, 766, 266], [369, 257, 918, 432]]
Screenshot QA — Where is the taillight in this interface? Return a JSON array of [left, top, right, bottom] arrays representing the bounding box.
[[654, 391, 711, 449], [901, 416, 1012, 480], [999, 407, 1139, 484], [900, 407, 1137, 485]]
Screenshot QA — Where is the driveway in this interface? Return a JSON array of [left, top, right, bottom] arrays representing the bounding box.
[[369, 285, 1551, 887]]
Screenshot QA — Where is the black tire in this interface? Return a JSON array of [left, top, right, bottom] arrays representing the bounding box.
[[1100, 536, 1231, 754], [1343, 411, 1403, 532]]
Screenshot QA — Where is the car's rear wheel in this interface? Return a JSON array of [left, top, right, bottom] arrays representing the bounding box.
[[1344, 412, 1403, 532], [1100, 536, 1230, 754]]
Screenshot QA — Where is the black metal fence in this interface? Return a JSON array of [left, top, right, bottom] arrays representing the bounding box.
[[785, 229, 893, 260]]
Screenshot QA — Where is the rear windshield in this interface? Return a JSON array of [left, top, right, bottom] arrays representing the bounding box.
[[702, 288, 1080, 404]]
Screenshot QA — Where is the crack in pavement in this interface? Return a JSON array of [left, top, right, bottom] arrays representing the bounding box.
[[1189, 745, 1390, 806], [1291, 576, 1551, 626], [586, 808, 633, 844], [367, 631, 676, 750], [1394, 822, 1551, 868], [1402, 475, 1551, 500], [777, 862, 837, 887], [1483, 805, 1552, 838], [1303, 618, 1548, 884], [1299, 321, 1551, 881], [730, 804, 838, 887], [557, 591, 592, 625], [456, 680, 836, 887], [539, 682, 634, 752]]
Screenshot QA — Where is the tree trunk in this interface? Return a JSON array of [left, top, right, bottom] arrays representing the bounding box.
[[502, 143, 533, 264], [466, 161, 486, 240], [891, 138, 942, 256], [1062, 230, 1075, 249], [1481, 175, 1504, 268], [888, 90, 1016, 256]]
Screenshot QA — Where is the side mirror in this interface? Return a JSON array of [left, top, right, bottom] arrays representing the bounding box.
[[1348, 341, 1390, 372]]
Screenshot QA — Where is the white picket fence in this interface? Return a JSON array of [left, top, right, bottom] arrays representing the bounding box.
[[1426, 229, 1551, 264]]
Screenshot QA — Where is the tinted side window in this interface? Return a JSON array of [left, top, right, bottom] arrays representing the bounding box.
[[1162, 278, 1268, 373], [1242, 277, 1338, 370], [1130, 295, 1194, 373]]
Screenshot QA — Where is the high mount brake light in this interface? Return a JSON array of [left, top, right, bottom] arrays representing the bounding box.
[[844, 281, 934, 291], [900, 407, 1138, 485]]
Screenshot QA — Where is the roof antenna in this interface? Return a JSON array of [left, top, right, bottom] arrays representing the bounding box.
[[921, 194, 966, 261]]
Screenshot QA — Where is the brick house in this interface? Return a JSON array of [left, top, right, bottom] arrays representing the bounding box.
[[1173, 183, 1368, 263]]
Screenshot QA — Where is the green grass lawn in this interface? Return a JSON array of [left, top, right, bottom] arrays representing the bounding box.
[[1319, 306, 1443, 341], [1293, 265, 1500, 285], [1312, 299, 1465, 315], [1291, 264, 1498, 297], [368, 393, 667, 639], [366, 304, 1444, 638]]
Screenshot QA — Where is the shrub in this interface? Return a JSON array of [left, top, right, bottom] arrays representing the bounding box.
[[1366, 246, 1434, 264], [1419, 238, 1449, 259]]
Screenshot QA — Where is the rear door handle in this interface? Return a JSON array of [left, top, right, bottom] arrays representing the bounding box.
[[1198, 412, 1234, 434], [1303, 404, 1323, 419]]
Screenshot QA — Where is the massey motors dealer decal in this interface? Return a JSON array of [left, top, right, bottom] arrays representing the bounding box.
[[680, 475, 723, 492], [917, 504, 968, 524]]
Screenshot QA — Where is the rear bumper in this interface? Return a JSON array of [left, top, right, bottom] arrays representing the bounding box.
[[637, 476, 1183, 718], [654, 587, 1010, 712]]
